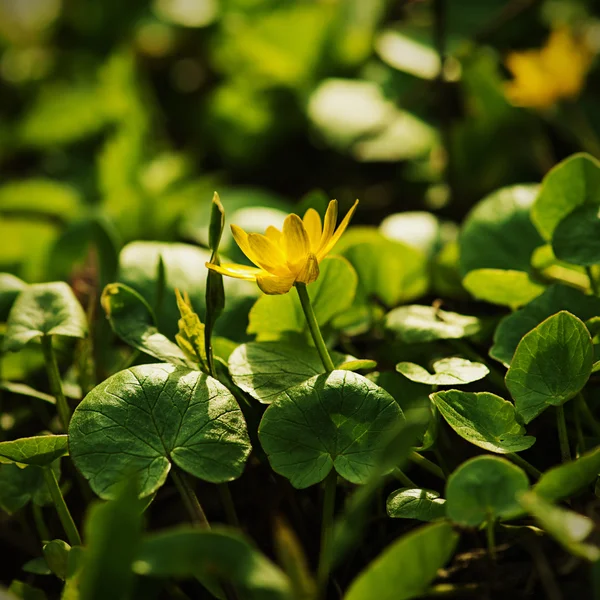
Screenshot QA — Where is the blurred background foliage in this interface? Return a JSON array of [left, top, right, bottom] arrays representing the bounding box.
[[1, 0, 600, 297]]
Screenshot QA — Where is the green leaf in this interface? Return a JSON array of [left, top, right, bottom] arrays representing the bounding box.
[[3, 282, 88, 352], [552, 204, 600, 266], [490, 284, 600, 366], [431, 390, 535, 453], [0, 435, 68, 466], [258, 370, 403, 488], [101, 283, 192, 367], [133, 526, 291, 599], [174, 289, 207, 369], [386, 488, 446, 522], [337, 228, 428, 306], [396, 357, 489, 386], [79, 478, 144, 600], [534, 445, 600, 503], [385, 305, 481, 344], [506, 311, 593, 424], [445, 455, 529, 526], [69, 364, 251, 499], [8, 580, 48, 600], [462, 269, 545, 308], [0, 462, 60, 514], [22, 558, 52, 576], [0, 273, 26, 321], [459, 184, 543, 275], [43, 540, 71, 580], [519, 491, 600, 561], [337, 359, 377, 372], [532, 153, 600, 241], [228, 341, 351, 404], [380, 212, 444, 256], [247, 256, 357, 338], [344, 521, 458, 600]]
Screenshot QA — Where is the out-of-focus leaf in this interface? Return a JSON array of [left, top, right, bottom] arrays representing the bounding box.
[[0, 273, 26, 320], [397, 358, 489, 386], [463, 269, 545, 308], [552, 204, 600, 266]]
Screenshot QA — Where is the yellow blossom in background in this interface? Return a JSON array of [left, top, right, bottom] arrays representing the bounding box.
[[206, 199, 358, 294], [505, 27, 593, 109]]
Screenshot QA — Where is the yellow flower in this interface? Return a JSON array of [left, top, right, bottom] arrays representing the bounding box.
[[505, 27, 592, 109], [206, 199, 359, 294]]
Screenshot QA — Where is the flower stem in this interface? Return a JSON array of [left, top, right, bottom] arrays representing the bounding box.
[[556, 405, 571, 463], [171, 470, 210, 528], [296, 283, 335, 372], [317, 470, 337, 598], [409, 451, 445, 480], [218, 483, 240, 527], [507, 453, 541, 479], [393, 468, 418, 488], [43, 466, 81, 546], [41, 335, 71, 431]]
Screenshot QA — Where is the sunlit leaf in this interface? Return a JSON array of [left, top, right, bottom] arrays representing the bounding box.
[[386, 488, 446, 522], [397, 357, 488, 386]]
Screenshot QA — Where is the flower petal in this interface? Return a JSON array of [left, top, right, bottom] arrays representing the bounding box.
[[265, 226, 283, 244], [231, 225, 261, 266], [317, 200, 338, 254], [282, 214, 310, 265], [302, 209, 322, 251], [248, 233, 289, 275], [318, 199, 359, 260], [256, 273, 296, 295], [295, 253, 319, 285], [206, 262, 263, 281]]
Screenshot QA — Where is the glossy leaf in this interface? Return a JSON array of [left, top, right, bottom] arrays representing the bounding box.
[[506, 311, 593, 424], [431, 390, 535, 453], [345, 521, 458, 600], [445, 456, 529, 526], [396, 357, 489, 386], [0, 435, 68, 466], [385, 305, 481, 344], [490, 284, 600, 366], [69, 364, 251, 498], [258, 370, 403, 488], [532, 153, 600, 241], [101, 283, 192, 367], [3, 282, 88, 352], [552, 204, 600, 266], [462, 269, 545, 308], [386, 488, 446, 522], [228, 341, 350, 404], [133, 527, 292, 599]]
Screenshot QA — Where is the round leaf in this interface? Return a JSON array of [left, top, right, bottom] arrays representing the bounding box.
[[228, 341, 351, 404], [396, 357, 489, 386], [431, 390, 535, 453], [385, 305, 481, 344], [445, 455, 529, 526], [69, 364, 251, 499], [0, 435, 68, 466], [3, 282, 88, 352], [462, 269, 545, 308], [386, 488, 446, 522], [552, 204, 600, 266], [490, 284, 600, 366], [506, 311, 593, 424], [258, 370, 403, 488]]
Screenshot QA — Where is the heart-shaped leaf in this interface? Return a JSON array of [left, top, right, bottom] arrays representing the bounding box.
[[462, 269, 545, 308], [345, 521, 458, 600], [101, 283, 192, 367], [552, 204, 600, 266], [532, 153, 600, 241], [228, 341, 351, 404], [385, 305, 481, 344], [490, 284, 600, 366], [506, 311, 593, 424], [446, 455, 529, 526], [3, 282, 87, 352], [386, 488, 446, 522], [258, 370, 403, 488], [69, 364, 252, 498], [396, 357, 489, 386], [431, 390, 535, 453], [0, 435, 68, 466]]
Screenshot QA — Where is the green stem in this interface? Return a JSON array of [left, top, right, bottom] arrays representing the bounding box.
[[556, 405, 571, 463], [507, 453, 541, 480], [43, 467, 81, 546], [586, 266, 600, 297], [296, 283, 335, 372], [317, 470, 337, 597], [576, 393, 600, 437], [171, 470, 210, 529], [218, 483, 240, 527], [409, 451, 445, 480], [40, 335, 71, 431], [32, 504, 50, 543], [486, 515, 496, 561], [393, 468, 418, 488]]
